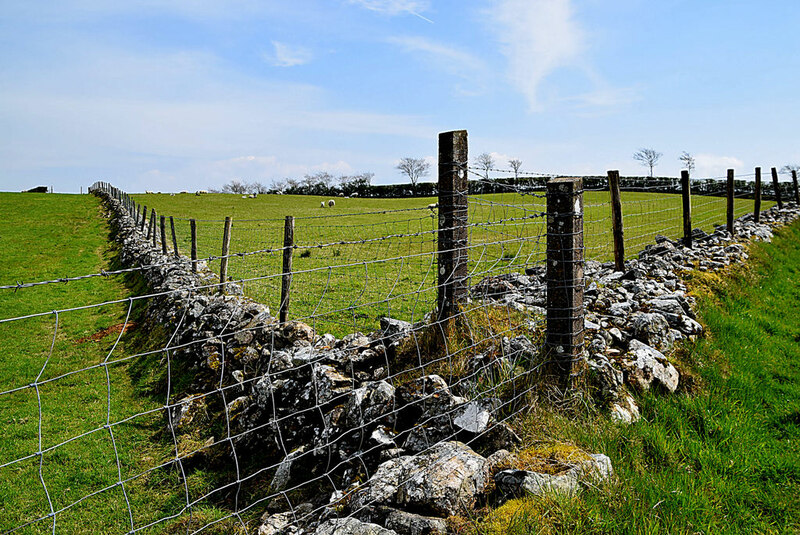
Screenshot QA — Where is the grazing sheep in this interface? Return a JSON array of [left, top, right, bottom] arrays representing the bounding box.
[[180, 190, 189, 194], [427, 202, 438, 211], [328, 199, 335, 207], [195, 190, 208, 195], [145, 190, 154, 194], [242, 195, 248, 199], [320, 201, 325, 208]]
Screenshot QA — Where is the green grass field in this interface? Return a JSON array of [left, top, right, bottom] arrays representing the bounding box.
[[475, 220, 800, 534], [0, 193, 242, 534], [132, 190, 769, 336]]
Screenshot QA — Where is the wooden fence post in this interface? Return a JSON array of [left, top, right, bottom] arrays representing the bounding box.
[[170, 216, 179, 257], [754, 167, 762, 223], [218, 216, 232, 292], [141, 205, 147, 232], [190, 219, 198, 273], [771, 167, 783, 209], [437, 130, 469, 323], [681, 170, 692, 248], [727, 169, 735, 235], [546, 177, 585, 390], [792, 170, 800, 205], [279, 216, 294, 323], [607, 170, 624, 270], [160, 215, 168, 255], [149, 210, 156, 243]]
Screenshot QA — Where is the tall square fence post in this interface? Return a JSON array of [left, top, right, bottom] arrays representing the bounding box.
[[546, 177, 585, 390]]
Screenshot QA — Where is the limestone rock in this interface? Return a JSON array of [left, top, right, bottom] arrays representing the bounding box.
[[494, 453, 613, 497], [315, 518, 397, 535], [622, 340, 679, 392], [384, 509, 447, 535], [356, 441, 487, 517]]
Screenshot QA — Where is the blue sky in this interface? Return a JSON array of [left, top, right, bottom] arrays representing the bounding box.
[[1, 0, 799, 193]]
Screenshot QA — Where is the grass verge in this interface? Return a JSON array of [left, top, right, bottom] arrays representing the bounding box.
[[470, 220, 800, 534]]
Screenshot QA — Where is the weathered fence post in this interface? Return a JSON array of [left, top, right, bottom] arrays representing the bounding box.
[[607, 170, 624, 270], [771, 167, 783, 209], [279, 216, 294, 324], [149, 210, 156, 244], [170, 216, 179, 257], [681, 170, 692, 248], [190, 219, 198, 273], [754, 167, 762, 223], [436, 129, 469, 322], [792, 170, 800, 205], [727, 169, 735, 235], [218, 216, 232, 292], [546, 177, 585, 390], [141, 205, 147, 232], [160, 215, 168, 255]]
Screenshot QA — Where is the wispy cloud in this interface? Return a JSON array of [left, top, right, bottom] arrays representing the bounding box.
[[488, 0, 585, 111], [348, 0, 434, 22], [267, 41, 313, 67], [694, 154, 745, 178], [387, 36, 486, 95]]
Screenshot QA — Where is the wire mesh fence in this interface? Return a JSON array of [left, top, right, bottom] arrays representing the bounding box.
[[3, 149, 798, 533]]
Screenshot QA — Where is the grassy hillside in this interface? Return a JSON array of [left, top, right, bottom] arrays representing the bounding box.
[[474, 220, 800, 534], [0, 193, 238, 534]]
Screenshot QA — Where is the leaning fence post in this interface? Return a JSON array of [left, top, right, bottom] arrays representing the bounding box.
[[190, 219, 198, 273], [681, 170, 692, 248], [607, 170, 624, 270], [727, 169, 735, 235], [279, 216, 295, 323], [218, 216, 232, 292], [792, 170, 800, 205], [771, 167, 783, 209], [160, 215, 168, 255], [546, 177, 585, 389], [170, 216, 179, 257], [141, 205, 148, 232], [754, 167, 762, 223], [436, 130, 469, 323]]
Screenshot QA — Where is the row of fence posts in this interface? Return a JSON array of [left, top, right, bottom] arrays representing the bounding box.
[[605, 167, 800, 272], [92, 147, 800, 390]]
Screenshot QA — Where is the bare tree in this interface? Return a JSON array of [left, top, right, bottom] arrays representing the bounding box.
[[221, 179, 248, 194], [679, 151, 695, 172], [508, 158, 522, 182], [473, 152, 495, 179], [780, 164, 800, 176], [633, 148, 663, 177], [396, 157, 430, 188]]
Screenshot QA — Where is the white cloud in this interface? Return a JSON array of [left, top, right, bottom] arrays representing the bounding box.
[[694, 154, 745, 178], [348, 0, 432, 20], [488, 0, 585, 111], [268, 41, 313, 67], [387, 36, 487, 94]]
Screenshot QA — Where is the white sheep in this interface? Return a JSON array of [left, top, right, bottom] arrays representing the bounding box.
[[145, 190, 154, 194], [328, 199, 335, 207], [427, 202, 438, 211], [320, 201, 325, 208], [196, 190, 208, 195]]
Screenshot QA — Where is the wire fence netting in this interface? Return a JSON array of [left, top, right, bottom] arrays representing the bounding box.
[[0, 168, 791, 534]]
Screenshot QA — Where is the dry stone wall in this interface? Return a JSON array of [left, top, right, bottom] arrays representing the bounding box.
[[94, 188, 798, 535]]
